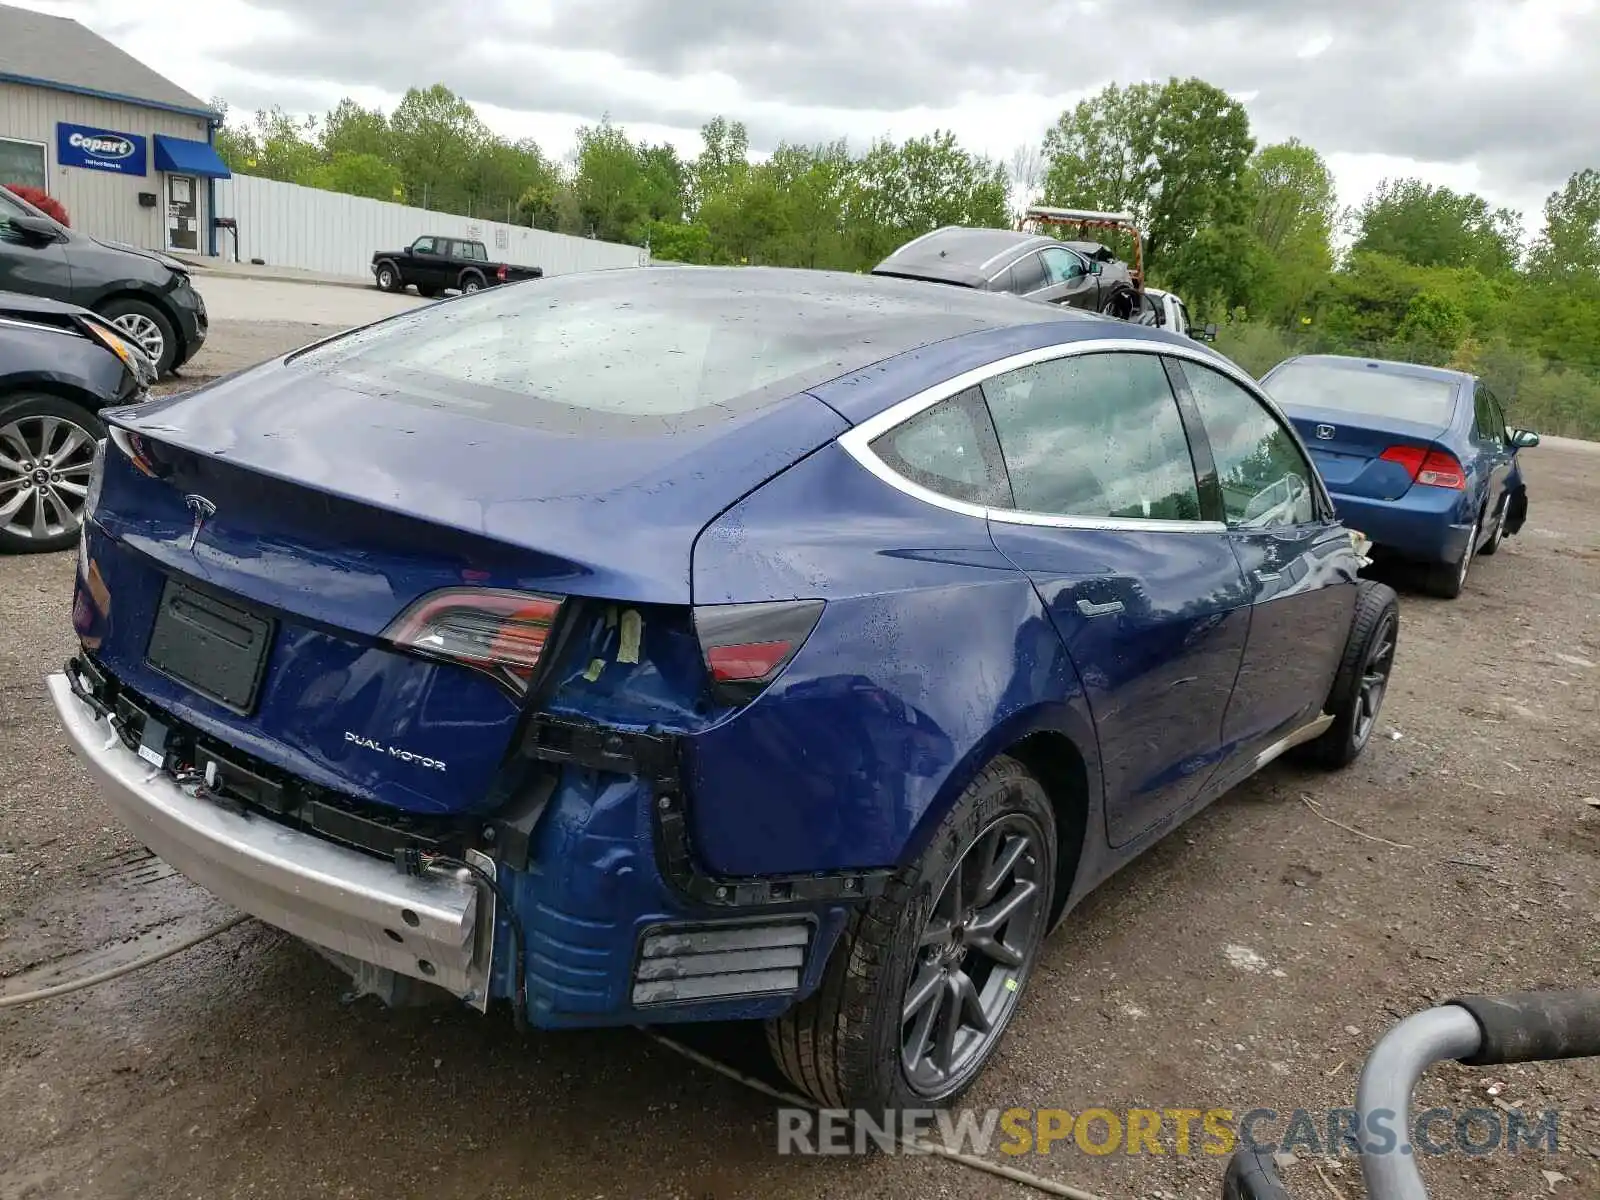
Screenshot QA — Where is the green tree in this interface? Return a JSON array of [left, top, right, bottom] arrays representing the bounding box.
[[1352, 178, 1522, 274], [389, 84, 488, 213], [691, 116, 750, 213], [1041, 78, 1254, 268], [847, 131, 1009, 263], [321, 98, 390, 161], [209, 98, 260, 173], [308, 152, 403, 202], [570, 118, 647, 241], [1528, 168, 1600, 278]]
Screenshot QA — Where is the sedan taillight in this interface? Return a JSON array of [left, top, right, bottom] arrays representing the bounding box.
[[693, 599, 824, 704], [385, 587, 563, 696], [1379, 445, 1465, 490]]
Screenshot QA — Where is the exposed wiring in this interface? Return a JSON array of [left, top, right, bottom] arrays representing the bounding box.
[[0, 914, 249, 1010], [396, 848, 530, 1034], [637, 1028, 1112, 1200]]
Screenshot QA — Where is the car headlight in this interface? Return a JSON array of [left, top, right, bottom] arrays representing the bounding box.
[[82, 320, 155, 387]]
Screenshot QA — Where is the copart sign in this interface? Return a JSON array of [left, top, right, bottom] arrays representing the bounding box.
[[56, 123, 148, 175]]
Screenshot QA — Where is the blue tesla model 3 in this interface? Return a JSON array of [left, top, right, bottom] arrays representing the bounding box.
[[54, 267, 1398, 1109], [1261, 354, 1540, 599]]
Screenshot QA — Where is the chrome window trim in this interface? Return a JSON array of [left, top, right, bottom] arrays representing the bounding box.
[[838, 336, 1256, 534], [0, 315, 79, 338]]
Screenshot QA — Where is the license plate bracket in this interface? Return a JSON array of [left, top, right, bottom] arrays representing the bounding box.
[[145, 578, 274, 713]]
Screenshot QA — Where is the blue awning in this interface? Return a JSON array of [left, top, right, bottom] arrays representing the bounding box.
[[152, 135, 231, 179]]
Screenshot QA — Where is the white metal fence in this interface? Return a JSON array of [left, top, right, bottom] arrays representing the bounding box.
[[212, 174, 646, 280]]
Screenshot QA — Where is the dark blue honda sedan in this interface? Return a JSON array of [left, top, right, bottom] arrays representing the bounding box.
[[1261, 354, 1540, 598], [54, 268, 1398, 1110]]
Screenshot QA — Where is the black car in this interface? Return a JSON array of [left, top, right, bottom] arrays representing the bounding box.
[[371, 235, 543, 297], [871, 226, 1140, 315], [0, 290, 154, 553], [0, 184, 208, 377]]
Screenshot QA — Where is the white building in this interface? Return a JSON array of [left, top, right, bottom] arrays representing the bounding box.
[[0, 2, 231, 255]]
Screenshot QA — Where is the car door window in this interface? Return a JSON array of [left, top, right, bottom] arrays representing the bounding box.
[[1181, 361, 1316, 528], [982, 352, 1202, 521], [414, 237, 436, 254], [1474, 383, 1506, 448], [1485, 388, 1510, 444], [868, 386, 1012, 507], [1005, 252, 1047, 295], [1038, 246, 1084, 285]]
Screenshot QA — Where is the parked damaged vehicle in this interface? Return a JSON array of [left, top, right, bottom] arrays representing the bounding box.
[[0, 290, 155, 553], [1262, 354, 1537, 599], [873, 207, 1210, 339], [54, 268, 1397, 1109], [872, 225, 1143, 316]]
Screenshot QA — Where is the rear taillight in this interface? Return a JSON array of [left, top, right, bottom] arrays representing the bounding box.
[[496, 264, 507, 281], [385, 588, 563, 696], [1379, 445, 1465, 490], [107, 426, 161, 477], [693, 599, 824, 704]]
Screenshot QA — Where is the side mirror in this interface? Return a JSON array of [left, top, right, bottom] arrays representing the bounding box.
[[1089, 261, 1103, 276], [7, 214, 61, 244], [1509, 428, 1540, 449], [1195, 323, 1218, 343]]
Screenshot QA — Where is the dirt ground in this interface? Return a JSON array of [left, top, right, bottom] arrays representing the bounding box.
[[1, 318, 1596, 1200]]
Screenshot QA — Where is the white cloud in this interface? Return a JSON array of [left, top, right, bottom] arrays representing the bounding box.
[[10, 0, 1595, 223]]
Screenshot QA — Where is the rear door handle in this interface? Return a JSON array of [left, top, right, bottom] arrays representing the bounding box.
[[1076, 598, 1125, 617], [1254, 570, 1281, 582]]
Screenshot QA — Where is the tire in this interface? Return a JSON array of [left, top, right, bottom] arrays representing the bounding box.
[[1423, 512, 1478, 599], [374, 261, 402, 292], [1478, 495, 1509, 556], [0, 392, 105, 554], [767, 756, 1056, 1110], [459, 272, 485, 294], [97, 298, 176, 377], [1300, 580, 1399, 770]]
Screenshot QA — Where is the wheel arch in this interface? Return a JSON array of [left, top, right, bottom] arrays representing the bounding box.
[[0, 377, 109, 416], [897, 702, 1100, 930]]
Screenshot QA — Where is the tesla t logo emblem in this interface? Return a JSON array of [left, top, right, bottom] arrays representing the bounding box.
[[184, 494, 216, 550], [1315, 424, 1336, 440]]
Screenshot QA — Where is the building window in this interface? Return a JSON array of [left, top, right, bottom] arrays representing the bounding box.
[[0, 137, 48, 192]]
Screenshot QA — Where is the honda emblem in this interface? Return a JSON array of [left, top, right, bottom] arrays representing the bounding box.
[[1315, 424, 1336, 440]]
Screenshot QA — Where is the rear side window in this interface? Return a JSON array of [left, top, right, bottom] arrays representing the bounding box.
[[982, 352, 1202, 521], [1006, 253, 1047, 295], [869, 387, 1011, 507], [1182, 362, 1316, 528], [1265, 361, 1459, 427], [1473, 383, 1506, 447]]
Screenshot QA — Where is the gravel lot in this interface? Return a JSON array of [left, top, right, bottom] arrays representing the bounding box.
[[1, 311, 1596, 1200]]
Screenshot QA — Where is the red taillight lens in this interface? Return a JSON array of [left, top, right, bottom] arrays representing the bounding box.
[[694, 599, 824, 703], [385, 587, 562, 695], [496, 264, 507, 281], [1379, 445, 1465, 490]]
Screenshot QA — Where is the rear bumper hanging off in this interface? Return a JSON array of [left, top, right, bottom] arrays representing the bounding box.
[[47, 672, 491, 1003]]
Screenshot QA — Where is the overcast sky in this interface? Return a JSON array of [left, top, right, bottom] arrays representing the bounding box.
[[14, 0, 1599, 227]]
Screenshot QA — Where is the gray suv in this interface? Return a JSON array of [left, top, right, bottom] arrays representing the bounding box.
[[0, 184, 207, 376]]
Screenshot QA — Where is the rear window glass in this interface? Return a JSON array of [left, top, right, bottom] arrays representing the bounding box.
[[1265, 362, 1459, 426], [288, 268, 1018, 435]]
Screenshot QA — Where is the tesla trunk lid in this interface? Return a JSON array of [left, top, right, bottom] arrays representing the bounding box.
[[83, 362, 845, 817]]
